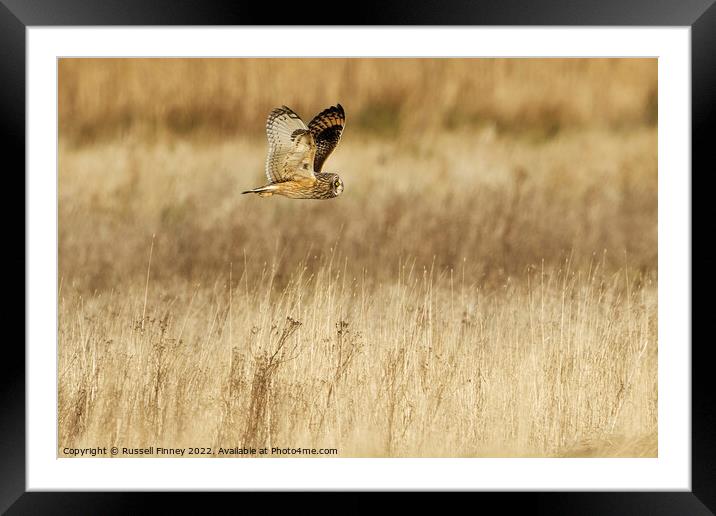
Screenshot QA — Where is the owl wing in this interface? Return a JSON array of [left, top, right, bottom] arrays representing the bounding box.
[[308, 104, 345, 173], [265, 106, 317, 183]]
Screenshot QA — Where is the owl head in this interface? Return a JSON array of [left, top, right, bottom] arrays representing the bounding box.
[[331, 174, 344, 197]]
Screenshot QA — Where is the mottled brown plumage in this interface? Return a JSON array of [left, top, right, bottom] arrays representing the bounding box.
[[242, 104, 346, 199]]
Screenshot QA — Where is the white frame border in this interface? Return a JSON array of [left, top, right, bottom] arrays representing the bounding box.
[[27, 27, 690, 491]]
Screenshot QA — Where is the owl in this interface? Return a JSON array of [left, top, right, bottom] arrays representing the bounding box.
[[242, 104, 346, 199]]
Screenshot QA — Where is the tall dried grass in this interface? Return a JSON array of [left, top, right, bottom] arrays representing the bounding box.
[[58, 58, 657, 457], [58, 250, 657, 457]]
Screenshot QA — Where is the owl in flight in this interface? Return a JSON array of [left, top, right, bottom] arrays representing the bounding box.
[[242, 104, 346, 199]]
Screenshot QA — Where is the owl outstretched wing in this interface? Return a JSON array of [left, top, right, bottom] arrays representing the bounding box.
[[265, 106, 317, 183], [308, 104, 345, 173]]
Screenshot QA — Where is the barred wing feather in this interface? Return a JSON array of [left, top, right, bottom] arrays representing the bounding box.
[[265, 106, 316, 182], [308, 104, 345, 173]]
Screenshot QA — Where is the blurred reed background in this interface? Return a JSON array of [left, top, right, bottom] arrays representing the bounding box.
[[59, 58, 657, 145]]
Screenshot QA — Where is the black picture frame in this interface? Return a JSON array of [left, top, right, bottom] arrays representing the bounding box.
[[3, 0, 713, 512]]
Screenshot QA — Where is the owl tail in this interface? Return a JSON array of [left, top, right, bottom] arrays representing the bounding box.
[[242, 184, 275, 197]]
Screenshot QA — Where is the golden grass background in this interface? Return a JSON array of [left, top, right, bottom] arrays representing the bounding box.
[[58, 58, 657, 457]]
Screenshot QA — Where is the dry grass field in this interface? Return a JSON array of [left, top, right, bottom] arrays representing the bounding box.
[[58, 58, 657, 457]]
